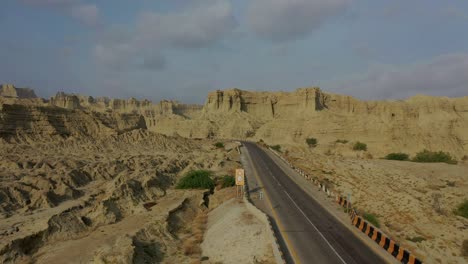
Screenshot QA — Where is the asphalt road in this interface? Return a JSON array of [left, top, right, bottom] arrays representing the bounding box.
[[242, 142, 388, 264]]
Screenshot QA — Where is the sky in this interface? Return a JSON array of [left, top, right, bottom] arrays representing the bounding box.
[[1, 0, 468, 103]]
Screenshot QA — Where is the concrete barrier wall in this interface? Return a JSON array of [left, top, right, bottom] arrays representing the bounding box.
[[268, 147, 423, 264]]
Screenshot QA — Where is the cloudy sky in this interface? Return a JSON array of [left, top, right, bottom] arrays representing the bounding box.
[[1, 0, 467, 103]]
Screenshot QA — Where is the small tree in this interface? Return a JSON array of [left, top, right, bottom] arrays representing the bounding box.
[[306, 138, 318, 147], [385, 152, 410, 161], [353, 142, 367, 151]]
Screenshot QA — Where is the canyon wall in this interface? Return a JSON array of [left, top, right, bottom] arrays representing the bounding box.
[[172, 87, 468, 158], [1, 85, 467, 158]]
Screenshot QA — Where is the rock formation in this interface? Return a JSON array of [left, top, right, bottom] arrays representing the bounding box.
[[157, 87, 468, 159], [0, 84, 37, 98], [1, 85, 467, 158]]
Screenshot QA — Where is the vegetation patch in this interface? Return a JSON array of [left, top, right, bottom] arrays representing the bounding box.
[[412, 150, 457, 164], [362, 212, 380, 228], [176, 170, 214, 189], [385, 152, 410, 161], [306, 137, 318, 147], [353, 142, 367, 151], [406, 236, 426, 243], [270, 145, 282, 152], [454, 200, 468, 218], [214, 142, 224, 148], [220, 175, 235, 188], [336, 139, 349, 144]]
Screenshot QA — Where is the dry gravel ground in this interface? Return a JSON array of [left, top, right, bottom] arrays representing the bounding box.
[[285, 145, 468, 264], [201, 198, 275, 264]]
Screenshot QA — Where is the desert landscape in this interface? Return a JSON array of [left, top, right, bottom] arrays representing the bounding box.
[[0, 84, 277, 263], [1, 84, 467, 263]]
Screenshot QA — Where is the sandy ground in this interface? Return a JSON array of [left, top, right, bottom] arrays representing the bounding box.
[[284, 145, 468, 264], [201, 198, 275, 264]]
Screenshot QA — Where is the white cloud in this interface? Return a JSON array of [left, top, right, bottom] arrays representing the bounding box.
[[329, 53, 468, 99], [95, 0, 236, 71], [136, 1, 235, 49], [21, 0, 99, 26], [71, 4, 98, 26], [248, 0, 351, 42]]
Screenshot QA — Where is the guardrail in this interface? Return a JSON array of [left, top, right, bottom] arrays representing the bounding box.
[[267, 147, 423, 264]]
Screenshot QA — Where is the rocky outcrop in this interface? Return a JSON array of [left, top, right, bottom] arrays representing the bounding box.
[[0, 84, 37, 98], [158, 87, 468, 158], [3, 85, 467, 158], [0, 104, 146, 140], [49, 92, 81, 109], [203, 88, 327, 120]]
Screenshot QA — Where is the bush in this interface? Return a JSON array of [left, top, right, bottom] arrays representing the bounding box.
[[412, 150, 457, 164], [270, 145, 281, 152], [221, 175, 235, 188], [176, 170, 215, 189], [385, 152, 410, 161], [363, 212, 380, 228], [353, 142, 367, 151], [406, 236, 426, 243], [454, 200, 468, 218], [306, 137, 318, 147], [336, 139, 349, 144], [214, 142, 224, 148]]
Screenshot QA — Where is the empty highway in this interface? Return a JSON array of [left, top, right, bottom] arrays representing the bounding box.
[[242, 141, 392, 264]]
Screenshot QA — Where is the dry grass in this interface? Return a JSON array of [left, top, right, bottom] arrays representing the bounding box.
[[183, 211, 208, 257]]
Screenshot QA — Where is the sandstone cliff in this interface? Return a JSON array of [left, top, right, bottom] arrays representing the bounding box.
[[152, 87, 468, 159], [2, 86, 467, 158], [0, 84, 37, 98]]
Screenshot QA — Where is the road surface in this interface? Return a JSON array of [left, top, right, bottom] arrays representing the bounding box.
[[242, 142, 390, 264]]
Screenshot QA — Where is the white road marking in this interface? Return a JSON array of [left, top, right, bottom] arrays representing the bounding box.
[[283, 190, 348, 264]]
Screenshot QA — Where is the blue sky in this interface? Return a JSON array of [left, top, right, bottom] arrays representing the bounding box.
[[1, 0, 468, 103]]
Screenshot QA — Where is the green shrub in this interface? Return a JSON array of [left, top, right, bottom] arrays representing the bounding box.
[[176, 170, 214, 189], [385, 152, 410, 161], [412, 150, 457, 164], [214, 142, 224, 148], [353, 142, 367, 151], [454, 200, 468, 218], [406, 236, 426, 243], [270, 145, 281, 152], [221, 175, 235, 188], [306, 138, 318, 147], [336, 139, 349, 144], [363, 212, 380, 228]]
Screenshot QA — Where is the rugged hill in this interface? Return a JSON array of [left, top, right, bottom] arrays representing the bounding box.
[[154, 87, 468, 159], [1, 86, 467, 158]]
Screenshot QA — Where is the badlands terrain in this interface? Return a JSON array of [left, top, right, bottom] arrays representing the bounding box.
[[1, 83, 468, 263]]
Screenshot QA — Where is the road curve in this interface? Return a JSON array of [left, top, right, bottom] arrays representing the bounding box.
[[242, 142, 388, 264]]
